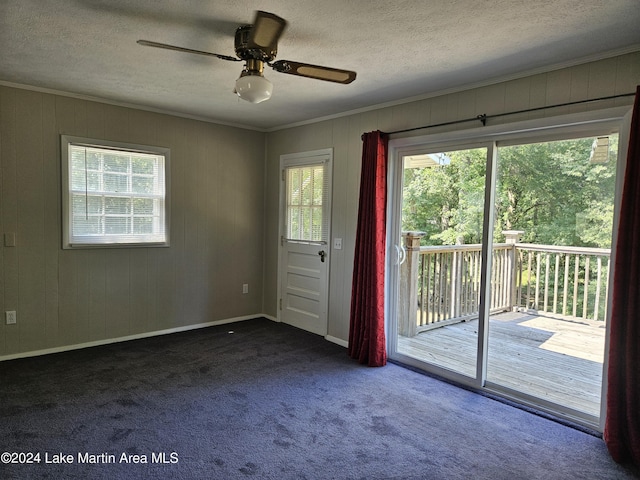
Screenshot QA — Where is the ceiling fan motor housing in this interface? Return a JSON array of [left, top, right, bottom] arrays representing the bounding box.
[[234, 25, 277, 62]]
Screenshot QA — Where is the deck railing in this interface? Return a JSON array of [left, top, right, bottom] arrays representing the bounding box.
[[514, 243, 611, 321], [398, 232, 611, 337]]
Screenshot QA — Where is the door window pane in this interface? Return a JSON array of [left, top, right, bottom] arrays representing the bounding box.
[[286, 164, 326, 242]]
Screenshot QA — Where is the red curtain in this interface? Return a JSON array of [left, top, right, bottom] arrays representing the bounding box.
[[348, 131, 389, 367], [604, 85, 640, 466]]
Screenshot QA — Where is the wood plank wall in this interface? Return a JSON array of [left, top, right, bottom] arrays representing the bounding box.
[[1, 52, 638, 357], [265, 52, 640, 343], [0, 87, 266, 357]]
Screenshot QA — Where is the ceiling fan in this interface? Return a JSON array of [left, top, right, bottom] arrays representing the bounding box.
[[137, 10, 357, 104]]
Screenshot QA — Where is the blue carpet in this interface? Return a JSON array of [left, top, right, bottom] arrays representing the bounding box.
[[0, 318, 637, 479]]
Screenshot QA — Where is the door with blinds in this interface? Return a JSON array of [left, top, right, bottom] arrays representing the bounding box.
[[279, 149, 332, 336]]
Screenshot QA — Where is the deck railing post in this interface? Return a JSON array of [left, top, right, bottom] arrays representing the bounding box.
[[502, 230, 524, 311], [399, 231, 426, 337]]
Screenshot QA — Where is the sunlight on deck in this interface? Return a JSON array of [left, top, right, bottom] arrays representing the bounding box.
[[397, 312, 605, 418], [517, 315, 605, 362]]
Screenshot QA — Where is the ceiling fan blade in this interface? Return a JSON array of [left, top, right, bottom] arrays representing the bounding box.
[[137, 40, 240, 62], [270, 60, 357, 84], [247, 11, 287, 52]]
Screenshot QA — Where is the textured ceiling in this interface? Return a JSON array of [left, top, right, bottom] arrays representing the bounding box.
[[1, 1, 639, 131]]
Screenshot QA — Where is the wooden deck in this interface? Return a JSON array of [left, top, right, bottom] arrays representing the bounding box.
[[397, 311, 605, 418]]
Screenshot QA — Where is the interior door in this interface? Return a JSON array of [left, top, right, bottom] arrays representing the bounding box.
[[279, 149, 332, 336]]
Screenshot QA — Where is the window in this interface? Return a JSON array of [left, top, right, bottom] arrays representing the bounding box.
[[285, 162, 329, 243], [61, 135, 170, 248]]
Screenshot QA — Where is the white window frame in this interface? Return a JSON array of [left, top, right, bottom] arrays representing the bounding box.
[[61, 135, 170, 249]]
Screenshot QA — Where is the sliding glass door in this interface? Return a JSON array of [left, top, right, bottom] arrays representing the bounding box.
[[387, 120, 622, 428], [485, 135, 618, 421], [393, 145, 491, 380]]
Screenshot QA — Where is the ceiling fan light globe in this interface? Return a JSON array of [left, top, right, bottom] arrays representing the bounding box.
[[235, 74, 273, 103]]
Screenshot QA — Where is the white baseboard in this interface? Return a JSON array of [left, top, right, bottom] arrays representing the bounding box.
[[263, 315, 348, 348], [0, 314, 264, 362], [0, 314, 346, 362], [325, 335, 348, 348]]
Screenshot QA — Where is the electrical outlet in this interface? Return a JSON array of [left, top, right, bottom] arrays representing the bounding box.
[[4, 232, 16, 247], [5, 311, 16, 325], [242, 284, 249, 294]]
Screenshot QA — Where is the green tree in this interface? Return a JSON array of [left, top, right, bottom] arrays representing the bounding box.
[[402, 135, 618, 248], [495, 137, 617, 247]]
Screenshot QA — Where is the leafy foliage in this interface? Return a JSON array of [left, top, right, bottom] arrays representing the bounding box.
[[402, 136, 618, 248]]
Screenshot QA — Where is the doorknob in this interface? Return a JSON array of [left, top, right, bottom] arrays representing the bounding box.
[[318, 250, 326, 262]]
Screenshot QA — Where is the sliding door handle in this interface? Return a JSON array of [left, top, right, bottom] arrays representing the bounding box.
[[394, 244, 407, 265]]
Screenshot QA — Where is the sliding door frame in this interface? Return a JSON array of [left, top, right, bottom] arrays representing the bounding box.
[[386, 139, 496, 390], [386, 106, 632, 430]]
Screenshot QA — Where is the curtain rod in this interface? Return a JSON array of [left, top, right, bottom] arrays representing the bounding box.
[[383, 91, 636, 136]]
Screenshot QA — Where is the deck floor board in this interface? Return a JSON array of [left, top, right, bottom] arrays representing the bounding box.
[[397, 311, 604, 417]]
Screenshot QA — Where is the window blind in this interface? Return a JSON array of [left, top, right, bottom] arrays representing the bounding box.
[[285, 161, 329, 244], [62, 136, 169, 248]]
